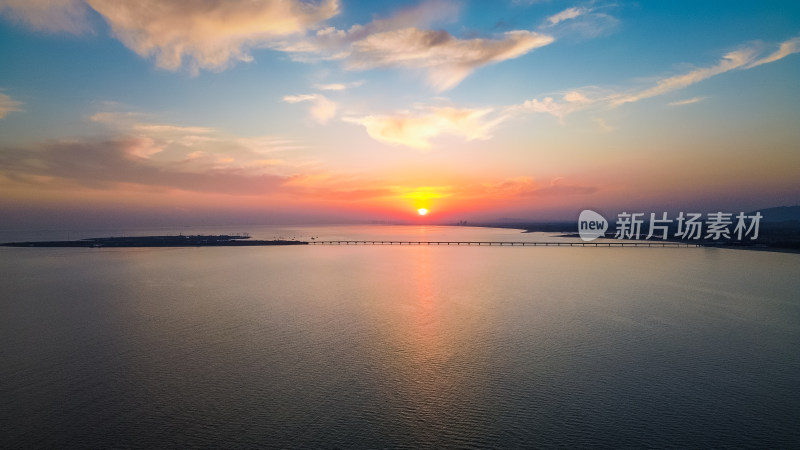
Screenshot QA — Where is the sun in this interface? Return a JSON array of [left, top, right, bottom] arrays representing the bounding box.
[[417, 208, 429, 216]]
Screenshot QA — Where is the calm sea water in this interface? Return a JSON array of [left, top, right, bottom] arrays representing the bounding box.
[[1, 226, 799, 448]]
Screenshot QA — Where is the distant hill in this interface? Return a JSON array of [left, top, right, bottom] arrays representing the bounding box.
[[751, 206, 800, 222]]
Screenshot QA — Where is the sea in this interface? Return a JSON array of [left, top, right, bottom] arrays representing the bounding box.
[[1, 225, 799, 448]]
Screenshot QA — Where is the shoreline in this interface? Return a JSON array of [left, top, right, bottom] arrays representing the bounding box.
[[1, 235, 308, 248], [3, 228, 798, 254]]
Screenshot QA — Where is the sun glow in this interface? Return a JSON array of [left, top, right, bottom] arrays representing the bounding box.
[[417, 208, 429, 216]]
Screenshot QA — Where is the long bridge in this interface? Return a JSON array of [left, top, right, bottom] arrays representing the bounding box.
[[309, 240, 701, 247]]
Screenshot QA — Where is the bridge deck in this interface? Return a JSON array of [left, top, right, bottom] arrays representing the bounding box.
[[309, 241, 700, 247]]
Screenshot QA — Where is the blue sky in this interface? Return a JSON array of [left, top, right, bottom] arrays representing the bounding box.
[[0, 1, 798, 227]]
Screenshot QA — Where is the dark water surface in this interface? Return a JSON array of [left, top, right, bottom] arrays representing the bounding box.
[[1, 227, 799, 448]]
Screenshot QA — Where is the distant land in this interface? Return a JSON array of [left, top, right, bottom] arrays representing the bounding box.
[[749, 205, 800, 222], [467, 206, 800, 252], [1, 235, 307, 248], [468, 205, 800, 228], [2, 207, 798, 251]]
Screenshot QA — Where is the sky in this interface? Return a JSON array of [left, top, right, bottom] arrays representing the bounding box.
[[0, 0, 799, 228]]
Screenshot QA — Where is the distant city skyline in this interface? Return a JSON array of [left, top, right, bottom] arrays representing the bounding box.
[[1, 1, 798, 228]]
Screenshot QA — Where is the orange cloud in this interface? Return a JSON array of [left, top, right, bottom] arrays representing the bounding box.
[[282, 0, 552, 90], [511, 90, 594, 121], [295, 0, 461, 54], [283, 93, 337, 124], [2, 1, 551, 89], [0, 91, 22, 118], [86, 0, 340, 72], [343, 105, 506, 149], [347, 28, 553, 91], [313, 80, 364, 91]]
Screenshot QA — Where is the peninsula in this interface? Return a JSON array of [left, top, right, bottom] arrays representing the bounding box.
[[1, 235, 308, 248]]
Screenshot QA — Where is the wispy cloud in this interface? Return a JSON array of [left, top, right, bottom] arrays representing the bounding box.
[[343, 105, 507, 149], [516, 36, 800, 120], [745, 36, 800, 68], [0, 91, 23, 118], [592, 117, 614, 132], [89, 111, 218, 153], [298, 0, 461, 52], [131, 123, 216, 136], [0, 126, 595, 204], [536, 177, 598, 196], [547, 7, 587, 25], [511, 0, 549, 6], [0, 137, 292, 195], [342, 35, 800, 147], [509, 89, 595, 122], [85, 0, 340, 73], [396, 176, 597, 200], [542, 4, 619, 39], [91, 110, 216, 134], [0, 0, 89, 33], [313, 80, 365, 91], [1, 0, 552, 89], [284, 0, 553, 91], [668, 97, 706, 107], [1, 99, 600, 210], [283, 94, 337, 124], [85, 106, 314, 174], [346, 28, 553, 91], [1, 1, 340, 72], [340, 36, 799, 147], [611, 48, 757, 106], [292, 175, 597, 204], [0, 104, 330, 198]]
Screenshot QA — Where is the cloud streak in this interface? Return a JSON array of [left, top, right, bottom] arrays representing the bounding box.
[[462, 177, 597, 198], [509, 89, 594, 122], [541, 4, 619, 39], [346, 28, 553, 91], [547, 7, 587, 25], [515, 36, 800, 120], [392, 176, 597, 201], [0, 134, 594, 206], [0, 138, 291, 195], [344, 105, 507, 149], [745, 36, 800, 68], [285, 0, 553, 90], [668, 97, 706, 107], [342, 35, 800, 148], [283, 93, 337, 124], [313, 80, 364, 91], [299, 0, 462, 52], [82, 107, 318, 177], [0, 0, 89, 33], [611, 48, 756, 106], [0, 91, 22, 118], [0, 106, 331, 200]]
